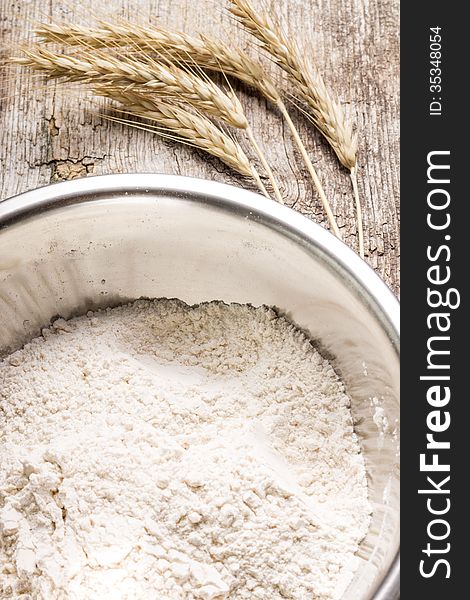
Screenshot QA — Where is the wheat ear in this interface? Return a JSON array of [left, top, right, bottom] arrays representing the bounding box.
[[36, 22, 340, 230], [14, 46, 247, 128], [230, 0, 364, 254], [14, 45, 283, 203], [35, 22, 283, 104], [95, 84, 268, 194], [229, 0, 357, 168]]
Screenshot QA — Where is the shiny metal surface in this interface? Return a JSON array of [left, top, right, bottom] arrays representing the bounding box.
[[0, 174, 399, 599]]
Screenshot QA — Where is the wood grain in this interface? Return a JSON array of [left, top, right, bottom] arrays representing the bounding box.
[[0, 0, 399, 294]]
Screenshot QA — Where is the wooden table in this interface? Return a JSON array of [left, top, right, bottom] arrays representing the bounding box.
[[0, 0, 399, 294]]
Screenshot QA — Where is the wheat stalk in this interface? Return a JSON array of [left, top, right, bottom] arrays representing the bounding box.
[[230, 0, 364, 256], [13, 44, 283, 203], [35, 21, 339, 234]]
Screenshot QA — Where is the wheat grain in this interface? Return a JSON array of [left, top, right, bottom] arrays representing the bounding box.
[[94, 84, 268, 187], [14, 43, 283, 202], [14, 45, 248, 129], [35, 21, 340, 227], [230, 0, 363, 254], [31, 25, 286, 202], [36, 22, 281, 104], [229, 0, 357, 169]]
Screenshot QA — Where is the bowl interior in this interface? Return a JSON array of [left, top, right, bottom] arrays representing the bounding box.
[[0, 175, 399, 600]]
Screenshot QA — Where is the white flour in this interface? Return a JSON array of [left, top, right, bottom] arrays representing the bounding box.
[[0, 300, 370, 599]]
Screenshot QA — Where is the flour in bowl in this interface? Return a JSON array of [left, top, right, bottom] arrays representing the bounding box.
[[0, 299, 370, 599]]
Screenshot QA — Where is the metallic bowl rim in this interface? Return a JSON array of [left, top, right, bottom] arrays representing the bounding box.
[[0, 173, 400, 600]]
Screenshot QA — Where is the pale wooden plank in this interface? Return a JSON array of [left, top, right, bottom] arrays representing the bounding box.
[[0, 0, 399, 293]]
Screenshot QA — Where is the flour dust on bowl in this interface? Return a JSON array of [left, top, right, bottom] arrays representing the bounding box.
[[0, 174, 399, 600]]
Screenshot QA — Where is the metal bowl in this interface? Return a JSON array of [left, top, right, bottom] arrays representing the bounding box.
[[0, 174, 399, 599]]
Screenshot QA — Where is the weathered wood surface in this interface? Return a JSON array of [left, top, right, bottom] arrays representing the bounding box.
[[0, 0, 400, 294]]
